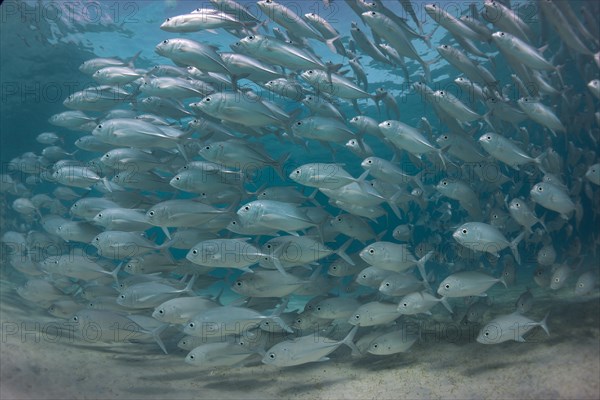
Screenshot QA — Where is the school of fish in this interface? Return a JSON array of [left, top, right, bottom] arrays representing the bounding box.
[[1, 0, 600, 369]]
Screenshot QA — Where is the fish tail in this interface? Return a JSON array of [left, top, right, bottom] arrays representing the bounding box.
[[110, 261, 123, 286], [416, 251, 434, 284], [183, 274, 198, 294], [510, 231, 525, 264], [440, 296, 453, 314], [325, 35, 341, 54], [336, 238, 355, 265], [387, 191, 404, 220], [127, 50, 142, 69], [539, 311, 550, 336], [151, 323, 169, 354], [273, 152, 291, 181], [342, 325, 360, 354]]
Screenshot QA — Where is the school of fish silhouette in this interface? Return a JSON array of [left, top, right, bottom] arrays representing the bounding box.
[[2, 0, 599, 368]]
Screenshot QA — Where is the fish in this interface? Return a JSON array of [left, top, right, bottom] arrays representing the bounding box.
[[515, 287, 534, 314], [438, 271, 507, 298], [477, 312, 549, 344], [397, 291, 452, 315], [452, 222, 524, 263], [530, 182, 576, 220], [367, 329, 418, 356], [2, 0, 599, 375], [575, 272, 597, 296], [262, 326, 358, 367]]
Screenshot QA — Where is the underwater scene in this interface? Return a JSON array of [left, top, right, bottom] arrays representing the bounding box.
[[0, 0, 599, 398]]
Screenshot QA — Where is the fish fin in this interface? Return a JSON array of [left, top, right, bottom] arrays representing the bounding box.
[[273, 152, 291, 181], [161, 226, 171, 240], [336, 238, 355, 265], [416, 251, 434, 284], [153, 325, 169, 355], [498, 274, 508, 288], [539, 311, 550, 336], [127, 50, 142, 69], [510, 231, 525, 264], [440, 296, 453, 314], [271, 316, 294, 333], [324, 35, 341, 54], [110, 262, 123, 286], [341, 325, 360, 354], [182, 274, 197, 294]]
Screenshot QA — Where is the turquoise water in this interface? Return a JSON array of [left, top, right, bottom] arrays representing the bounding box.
[[1, 0, 599, 398]]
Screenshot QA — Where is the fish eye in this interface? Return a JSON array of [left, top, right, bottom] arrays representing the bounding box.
[[554, 277, 560, 283], [148, 211, 155, 216], [204, 146, 210, 150], [385, 282, 390, 287], [248, 35, 254, 39], [442, 180, 447, 185], [189, 322, 195, 328], [231, 221, 237, 225], [307, 70, 313, 74], [442, 45, 448, 49], [165, 18, 170, 22], [296, 121, 302, 126], [294, 170, 300, 175], [386, 122, 391, 127], [370, 11, 376, 15], [268, 353, 275, 359], [163, 40, 168, 44], [462, 229, 467, 234], [354, 314, 360, 319], [236, 281, 242, 286], [368, 248, 375, 254], [515, 202, 520, 207], [579, 283, 584, 287], [486, 135, 491, 140], [72, 316, 78, 322], [158, 309, 164, 314], [192, 249, 198, 255], [97, 124, 102, 129], [361, 274, 367, 279], [189, 354, 194, 360], [119, 294, 125, 299], [402, 303, 407, 307], [97, 213, 102, 218], [331, 265, 338, 270], [175, 176, 180, 180], [484, 331, 489, 336], [500, 32, 505, 37], [316, 306, 321, 311], [204, 97, 211, 102], [244, 206, 250, 211], [440, 91, 445, 95], [537, 186, 543, 191], [445, 284, 450, 289], [95, 237, 99, 241], [367, 159, 372, 164]]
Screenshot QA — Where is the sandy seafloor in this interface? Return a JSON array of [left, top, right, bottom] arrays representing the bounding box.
[[1, 272, 599, 400]]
